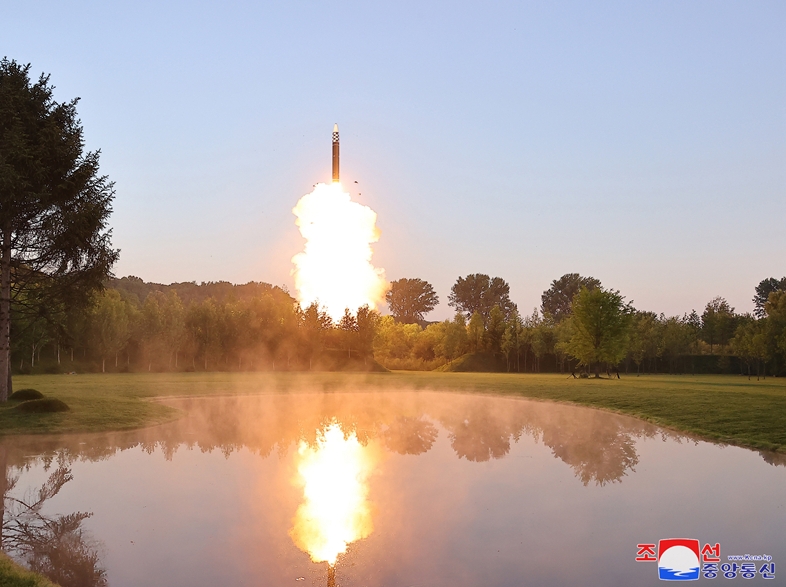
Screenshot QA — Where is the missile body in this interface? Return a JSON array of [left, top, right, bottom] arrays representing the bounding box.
[[332, 123, 339, 183]]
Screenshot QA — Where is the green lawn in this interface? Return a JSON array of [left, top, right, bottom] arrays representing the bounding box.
[[1, 371, 785, 452]]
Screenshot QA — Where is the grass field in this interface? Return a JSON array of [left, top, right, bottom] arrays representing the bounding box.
[[0, 371, 785, 452]]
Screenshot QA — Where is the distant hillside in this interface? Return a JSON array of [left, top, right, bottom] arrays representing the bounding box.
[[109, 276, 294, 306]]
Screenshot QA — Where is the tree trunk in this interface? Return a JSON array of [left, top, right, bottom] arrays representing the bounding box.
[[0, 443, 7, 544], [0, 222, 10, 402], [102, 357, 106, 373]]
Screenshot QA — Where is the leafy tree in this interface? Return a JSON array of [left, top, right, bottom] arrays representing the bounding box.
[[300, 302, 332, 369], [185, 299, 222, 370], [338, 309, 358, 358], [628, 312, 663, 374], [764, 291, 786, 367], [448, 274, 516, 323], [661, 315, 692, 373], [355, 305, 380, 360], [0, 59, 118, 400], [89, 290, 130, 373], [731, 317, 770, 379], [442, 314, 469, 361], [701, 297, 737, 354], [541, 273, 601, 323], [501, 310, 524, 371], [753, 277, 786, 318], [467, 311, 485, 353], [485, 305, 506, 354], [386, 278, 439, 324], [531, 319, 556, 373], [563, 287, 632, 376]]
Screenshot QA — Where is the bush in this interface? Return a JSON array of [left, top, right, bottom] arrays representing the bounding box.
[[13, 398, 70, 413], [9, 388, 45, 401]]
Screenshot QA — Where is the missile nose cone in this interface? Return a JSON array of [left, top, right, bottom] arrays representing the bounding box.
[[333, 123, 339, 133]]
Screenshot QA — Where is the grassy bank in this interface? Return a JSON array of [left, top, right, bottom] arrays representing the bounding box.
[[0, 372, 784, 452], [0, 552, 59, 587]]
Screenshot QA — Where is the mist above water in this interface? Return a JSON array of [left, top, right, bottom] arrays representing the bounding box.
[[2, 392, 784, 587]]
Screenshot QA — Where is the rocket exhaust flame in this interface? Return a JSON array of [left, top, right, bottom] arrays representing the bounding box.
[[290, 423, 377, 567], [291, 125, 387, 320]]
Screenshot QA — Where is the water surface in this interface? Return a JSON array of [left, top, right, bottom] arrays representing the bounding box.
[[1, 392, 784, 586]]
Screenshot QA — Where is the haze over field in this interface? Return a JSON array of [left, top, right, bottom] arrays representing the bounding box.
[[3, 1, 783, 319]]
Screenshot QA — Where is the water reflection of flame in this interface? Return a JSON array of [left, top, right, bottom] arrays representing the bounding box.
[[290, 423, 376, 567]]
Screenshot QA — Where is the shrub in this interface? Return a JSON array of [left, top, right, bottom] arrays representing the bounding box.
[[9, 388, 45, 401], [13, 398, 70, 413]]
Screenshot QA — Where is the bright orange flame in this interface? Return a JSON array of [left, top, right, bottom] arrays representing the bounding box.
[[290, 423, 376, 566], [291, 182, 387, 321]]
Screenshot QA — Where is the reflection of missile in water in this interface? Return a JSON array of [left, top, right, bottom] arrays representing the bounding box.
[[332, 123, 339, 183]]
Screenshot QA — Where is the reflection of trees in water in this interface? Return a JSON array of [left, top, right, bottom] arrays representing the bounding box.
[[2, 394, 667, 503], [1, 446, 107, 587], [758, 451, 786, 467], [434, 397, 651, 485], [382, 417, 438, 455], [441, 407, 518, 462], [538, 412, 641, 486]]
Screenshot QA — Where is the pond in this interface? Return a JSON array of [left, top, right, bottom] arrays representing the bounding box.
[[1, 392, 784, 586]]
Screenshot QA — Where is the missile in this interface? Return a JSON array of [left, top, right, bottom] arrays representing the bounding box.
[[332, 123, 339, 183]]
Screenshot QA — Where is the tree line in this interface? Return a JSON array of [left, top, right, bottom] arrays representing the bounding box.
[[379, 273, 786, 377], [10, 273, 786, 378]]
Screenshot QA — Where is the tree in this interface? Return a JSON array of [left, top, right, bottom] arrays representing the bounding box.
[[441, 314, 468, 361], [701, 297, 736, 354], [485, 305, 506, 354], [764, 291, 786, 368], [338, 308, 358, 359], [753, 277, 786, 318], [386, 278, 439, 325], [448, 274, 516, 323], [541, 273, 601, 323], [89, 290, 130, 373], [0, 59, 118, 400], [467, 312, 485, 353], [501, 309, 525, 371], [563, 287, 632, 376]]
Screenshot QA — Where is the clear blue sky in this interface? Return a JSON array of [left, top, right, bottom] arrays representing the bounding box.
[[4, 0, 784, 319]]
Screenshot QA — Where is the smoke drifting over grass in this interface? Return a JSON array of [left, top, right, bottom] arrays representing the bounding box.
[[291, 183, 387, 321]]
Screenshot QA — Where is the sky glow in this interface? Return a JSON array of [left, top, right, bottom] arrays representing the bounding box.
[[3, 1, 783, 319]]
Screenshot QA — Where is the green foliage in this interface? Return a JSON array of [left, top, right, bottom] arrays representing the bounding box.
[[753, 277, 786, 319], [448, 274, 516, 323], [89, 290, 130, 372], [467, 312, 485, 353], [563, 287, 632, 373], [0, 58, 119, 401], [764, 291, 786, 364], [8, 388, 44, 401], [13, 398, 69, 413], [701, 297, 737, 354], [0, 552, 61, 587], [485, 306, 506, 354], [540, 273, 601, 323], [385, 278, 439, 324]]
